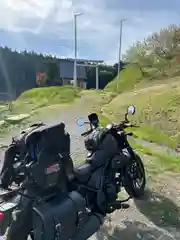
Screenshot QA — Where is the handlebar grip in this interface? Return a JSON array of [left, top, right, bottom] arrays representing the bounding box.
[[81, 132, 87, 136], [81, 129, 92, 136], [125, 132, 133, 136], [116, 122, 131, 129]]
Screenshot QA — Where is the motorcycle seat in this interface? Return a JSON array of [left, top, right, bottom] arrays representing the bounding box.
[[74, 163, 92, 183]]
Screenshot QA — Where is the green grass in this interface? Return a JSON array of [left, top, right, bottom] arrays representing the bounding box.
[[130, 125, 177, 149], [105, 66, 144, 93], [0, 86, 82, 135], [104, 78, 180, 148], [13, 86, 80, 113], [129, 138, 180, 173], [98, 112, 110, 127], [0, 87, 113, 136]]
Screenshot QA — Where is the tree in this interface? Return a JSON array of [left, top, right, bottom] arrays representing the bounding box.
[[44, 61, 59, 85], [146, 25, 180, 60], [123, 24, 180, 77], [123, 41, 154, 66], [0, 46, 116, 99]]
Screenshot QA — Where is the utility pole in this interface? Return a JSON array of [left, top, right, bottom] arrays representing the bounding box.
[[73, 13, 83, 88], [117, 19, 127, 91]]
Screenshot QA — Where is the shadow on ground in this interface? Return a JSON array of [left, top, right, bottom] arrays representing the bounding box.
[[95, 220, 177, 239], [94, 188, 180, 239], [134, 189, 180, 230]]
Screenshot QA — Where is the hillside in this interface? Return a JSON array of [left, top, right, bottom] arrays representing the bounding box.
[[104, 76, 180, 148], [105, 66, 144, 92], [13, 86, 80, 112]]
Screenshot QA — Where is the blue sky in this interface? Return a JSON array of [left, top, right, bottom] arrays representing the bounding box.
[[1, 0, 180, 64]]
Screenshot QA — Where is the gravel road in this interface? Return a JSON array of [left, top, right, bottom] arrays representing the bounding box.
[[0, 94, 180, 239]]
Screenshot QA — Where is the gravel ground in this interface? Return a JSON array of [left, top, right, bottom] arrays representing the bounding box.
[[0, 94, 180, 239]]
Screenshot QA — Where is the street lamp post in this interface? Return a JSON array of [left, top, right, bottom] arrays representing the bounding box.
[[117, 19, 127, 91], [73, 13, 83, 88]]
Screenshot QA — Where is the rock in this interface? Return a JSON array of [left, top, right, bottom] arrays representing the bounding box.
[[5, 114, 30, 123], [0, 120, 5, 126]]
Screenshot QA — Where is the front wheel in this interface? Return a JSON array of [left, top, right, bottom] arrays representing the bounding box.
[[124, 154, 146, 199]]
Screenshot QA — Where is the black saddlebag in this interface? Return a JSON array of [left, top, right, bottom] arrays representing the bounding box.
[[32, 191, 103, 240]]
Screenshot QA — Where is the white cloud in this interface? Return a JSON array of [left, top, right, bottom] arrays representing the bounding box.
[[0, 0, 179, 63]]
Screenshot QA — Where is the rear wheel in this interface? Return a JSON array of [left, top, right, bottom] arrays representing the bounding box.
[[124, 154, 146, 198]]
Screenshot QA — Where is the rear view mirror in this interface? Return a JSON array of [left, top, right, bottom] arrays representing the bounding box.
[[127, 105, 136, 115], [88, 113, 99, 123], [77, 118, 85, 127]]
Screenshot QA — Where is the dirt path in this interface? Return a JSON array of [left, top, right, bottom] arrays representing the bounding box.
[[90, 170, 180, 240], [0, 93, 101, 165], [0, 94, 180, 239]]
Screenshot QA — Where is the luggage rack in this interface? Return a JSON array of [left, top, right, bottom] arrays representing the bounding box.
[[0, 185, 19, 202]]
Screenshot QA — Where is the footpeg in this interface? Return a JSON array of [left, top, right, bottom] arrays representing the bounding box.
[[110, 201, 130, 209], [118, 196, 132, 203], [107, 196, 131, 212]]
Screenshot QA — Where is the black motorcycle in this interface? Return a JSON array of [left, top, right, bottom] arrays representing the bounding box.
[[74, 105, 146, 214], [0, 106, 145, 240]]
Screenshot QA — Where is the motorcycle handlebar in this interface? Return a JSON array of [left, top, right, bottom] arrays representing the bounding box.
[[124, 132, 133, 137], [80, 121, 140, 137], [129, 124, 140, 128], [81, 129, 93, 136], [115, 122, 140, 130]]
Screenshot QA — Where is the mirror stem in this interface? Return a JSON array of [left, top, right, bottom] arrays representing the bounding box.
[[124, 113, 129, 122]]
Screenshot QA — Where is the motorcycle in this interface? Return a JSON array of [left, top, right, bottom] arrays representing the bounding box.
[[0, 122, 105, 240], [0, 106, 146, 240], [74, 105, 146, 214]]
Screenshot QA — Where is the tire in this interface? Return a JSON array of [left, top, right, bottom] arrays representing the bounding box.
[[124, 154, 146, 199]]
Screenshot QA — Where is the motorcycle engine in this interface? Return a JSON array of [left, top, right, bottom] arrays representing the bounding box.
[[104, 175, 117, 203]]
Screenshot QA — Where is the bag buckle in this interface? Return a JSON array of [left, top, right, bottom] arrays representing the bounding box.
[[55, 223, 62, 240]]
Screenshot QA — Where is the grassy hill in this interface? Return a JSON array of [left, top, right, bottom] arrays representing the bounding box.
[[103, 66, 180, 172], [0, 86, 81, 134], [13, 86, 80, 113], [104, 75, 180, 148], [105, 66, 144, 93]]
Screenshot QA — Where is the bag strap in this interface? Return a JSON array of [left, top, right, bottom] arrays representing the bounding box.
[[33, 198, 62, 240], [67, 192, 87, 229]]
